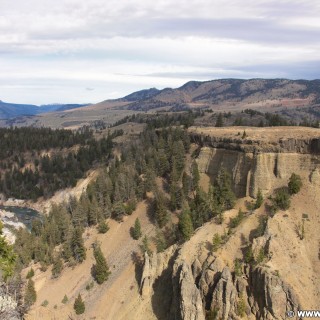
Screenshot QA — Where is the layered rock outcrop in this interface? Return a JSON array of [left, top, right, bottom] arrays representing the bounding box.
[[194, 139, 320, 198]]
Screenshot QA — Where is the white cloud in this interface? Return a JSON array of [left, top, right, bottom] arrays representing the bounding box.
[[0, 0, 319, 104]]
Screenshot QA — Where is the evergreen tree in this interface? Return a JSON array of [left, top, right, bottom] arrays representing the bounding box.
[[191, 161, 200, 190], [132, 218, 142, 240], [61, 294, 68, 304], [0, 221, 16, 280], [182, 172, 191, 196], [93, 245, 111, 284], [140, 235, 152, 256], [24, 279, 37, 308], [155, 193, 168, 227], [155, 229, 167, 253], [172, 140, 186, 174], [215, 113, 224, 127], [255, 188, 263, 209], [71, 227, 86, 263], [212, 233, 221, 252], [87, 195, 100, 226], [52, 257, 63, 278], [178, 209, 194, 241], [214, 167, 236, 211], [158, 149, 170, 176], [74, 293, 85, 315]]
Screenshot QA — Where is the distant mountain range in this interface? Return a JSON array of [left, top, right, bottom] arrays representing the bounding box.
[[0, 101, 90, 119], [2, 79, 320, 127], [115, 78, 320, 111]]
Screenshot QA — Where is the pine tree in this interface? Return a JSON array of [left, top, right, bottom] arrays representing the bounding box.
[[52, 257, 63, 278], [158, 149, 169, 176], [191, 161, 200, 190], [215, 113, 224, 127], [255, 188, 263, 209], [62, 294, 68, 304], [132, 218, 142, 240], [24, 279, 37, 308], [71, 227, 86, 263], [155, 229, 167, 253], [214, 167, 236, 210], [93, 245, 111, 284], [212, 233, 221, 252], [74, 293, 85, 315], [178, 209, 194, 241], [140, 235, 152, 256], [155, 193, 168, 227], [182, 172, 191, 196]]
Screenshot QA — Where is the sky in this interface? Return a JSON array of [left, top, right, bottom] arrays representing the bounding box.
[[1, 0, 320, 105]]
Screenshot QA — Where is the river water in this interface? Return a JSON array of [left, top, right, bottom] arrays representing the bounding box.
[[0, 205, 42, 230]]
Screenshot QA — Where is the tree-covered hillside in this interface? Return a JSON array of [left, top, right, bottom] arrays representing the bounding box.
[[0, 127, 122, 200]]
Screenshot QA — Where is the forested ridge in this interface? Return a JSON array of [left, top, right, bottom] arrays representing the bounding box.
[[0, 127, 122, 200], [13, 124, 236, 275]]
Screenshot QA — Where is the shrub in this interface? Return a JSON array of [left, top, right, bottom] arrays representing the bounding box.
[[237, 294, 246, 317], [288, 173, 302, 195], [125, 199, 137, 215], [256, 247, 266, 264], [272, 188, 291, 211], [26, 268, 35, 279], [229, 209, 244, 229], [85, 281, 94, 291], [41, 300, 49, 307], [244, 246, 254, 265], [98, 221, 109, 234]]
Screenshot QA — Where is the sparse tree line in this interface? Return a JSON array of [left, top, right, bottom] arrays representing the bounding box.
[[212, 109, 320, 128], [111, 110, 202, 129]]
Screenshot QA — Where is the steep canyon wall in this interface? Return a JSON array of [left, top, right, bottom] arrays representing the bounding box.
[[192, 133, 320, 197]]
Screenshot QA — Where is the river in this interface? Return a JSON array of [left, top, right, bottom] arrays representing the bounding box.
[[0, 205, 42, 230]]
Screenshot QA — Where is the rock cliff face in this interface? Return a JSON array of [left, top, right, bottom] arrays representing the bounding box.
[[140, 226, 302, 320], [138, 127, 319, 320], [194, 140, 320, 198], [142, 230, 300, 320]]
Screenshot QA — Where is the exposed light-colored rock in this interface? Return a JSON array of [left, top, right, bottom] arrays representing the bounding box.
[[179, 262, 205, 320]]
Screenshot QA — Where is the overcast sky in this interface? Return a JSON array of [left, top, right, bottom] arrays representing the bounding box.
[[1, 0, 320, 105]]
